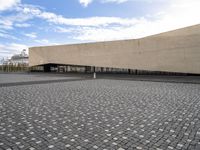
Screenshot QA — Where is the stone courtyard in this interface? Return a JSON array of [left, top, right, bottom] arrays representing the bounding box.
[[0, 73, 200, 150]]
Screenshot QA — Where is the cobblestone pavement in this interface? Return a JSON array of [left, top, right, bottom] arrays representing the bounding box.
[[0, 79, 200, 150]]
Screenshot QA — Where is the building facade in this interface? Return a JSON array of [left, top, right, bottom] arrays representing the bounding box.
[[29, 24, 200, 74]]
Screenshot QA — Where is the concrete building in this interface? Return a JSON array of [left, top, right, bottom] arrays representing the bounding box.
[[29, 24, 200, 74]]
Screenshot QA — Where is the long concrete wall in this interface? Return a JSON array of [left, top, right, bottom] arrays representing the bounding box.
[[29, 24, 200, 74]]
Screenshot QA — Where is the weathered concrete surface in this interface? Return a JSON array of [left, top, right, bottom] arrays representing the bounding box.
[[29, 24, 200, 74]]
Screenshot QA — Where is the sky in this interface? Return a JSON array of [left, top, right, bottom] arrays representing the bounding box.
[[0, 0, 200, 61]]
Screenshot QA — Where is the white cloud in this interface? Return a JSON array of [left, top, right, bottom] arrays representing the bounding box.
[[72, 0, 200, 41], [79, 0, 165, 7], [101, 0, 128, 3], [0, 0, 20, 11], [79, 0, 93, 7], [0, 19, 13, 30], [13, 0, 198, 42], [24, 32, 37, 39], [21, 7, 142, 27], [0, 43, 28, 60], [79, 0, 130, 7], [1, 4, 142, 31], [55, 27, 73, 33], [35, 39, 49, 44], [0, 32, 18, 40], [101, 0, 165, 3], [0, 9, 33, 30], [34, 39, 60, 46], [15, 23, 31, 27]]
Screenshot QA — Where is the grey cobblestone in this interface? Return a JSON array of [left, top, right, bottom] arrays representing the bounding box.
[[0, 76, 200, 150]]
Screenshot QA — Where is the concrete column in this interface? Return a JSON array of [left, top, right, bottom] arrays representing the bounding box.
[[67, 66, 70, 72]]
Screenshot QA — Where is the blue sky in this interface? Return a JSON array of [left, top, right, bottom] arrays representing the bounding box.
[[0, 0, 200, 60]]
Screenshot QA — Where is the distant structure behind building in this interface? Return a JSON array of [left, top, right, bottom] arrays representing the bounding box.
[[0, 50, 29, 72], [3, 49, 29, 66]]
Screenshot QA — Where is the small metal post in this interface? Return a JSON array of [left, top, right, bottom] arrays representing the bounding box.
[[93, 72, 96, 79], [93, 66, 96, 79]]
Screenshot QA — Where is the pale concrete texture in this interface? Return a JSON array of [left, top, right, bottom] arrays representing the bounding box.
[[29, 24, 200, 74]]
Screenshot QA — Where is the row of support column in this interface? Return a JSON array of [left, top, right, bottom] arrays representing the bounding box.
[[32, 64, 192, 76], [42, 64, 139, 75]]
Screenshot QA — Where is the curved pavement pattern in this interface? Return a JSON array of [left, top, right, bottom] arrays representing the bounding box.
[[0, 75, 200, 150]]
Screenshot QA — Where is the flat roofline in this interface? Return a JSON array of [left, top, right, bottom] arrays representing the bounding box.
[[29, 24, 200, 49]]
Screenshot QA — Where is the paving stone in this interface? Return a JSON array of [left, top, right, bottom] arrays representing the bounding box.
[[0, 75, 200, 149]]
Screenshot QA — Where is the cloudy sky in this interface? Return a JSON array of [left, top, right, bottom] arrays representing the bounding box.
[[0, 0, 200, 60]]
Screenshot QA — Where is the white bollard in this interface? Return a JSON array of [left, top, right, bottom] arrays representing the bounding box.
[[93, 72, 96, 79]]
